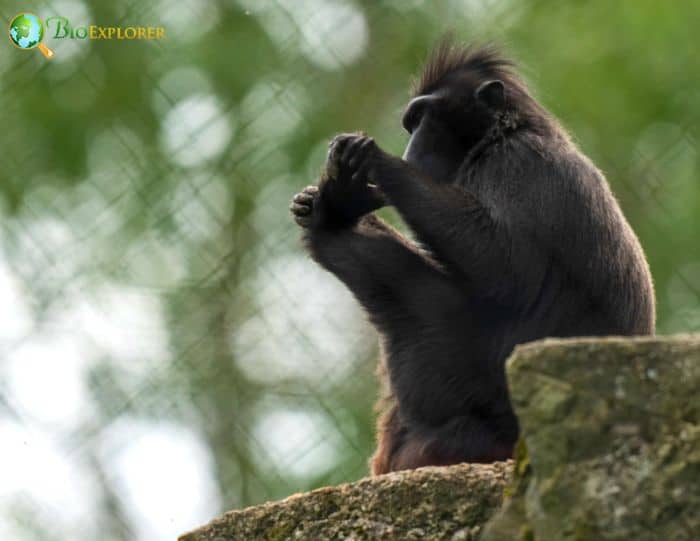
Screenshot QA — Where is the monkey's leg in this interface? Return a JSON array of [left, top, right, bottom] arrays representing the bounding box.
[[389, 414, 517, 471], [371, 400, 406, 475], [374, 401, 517, 474], [375, 158, 511, 286], [302, 213, 460, 328], [293, 186, 496, 474]]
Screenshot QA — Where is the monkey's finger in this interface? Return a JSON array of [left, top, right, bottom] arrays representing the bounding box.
[[302, 185, 319, 194], [329, 134, 352, 147], [326, 160, 340, 179], [348, 137, 375, 169], [341, 135, 368, 165], [293, 192, 315, 204], [328, 134, 354, 159], [289, 202, 312, 216], [368, 185, 386, 204], [367, 183, 384, 195], [294, 215, 312, 227], [352, 161, 372, 183], [330, 132, 364, 146], [328, 141, 348, 172]]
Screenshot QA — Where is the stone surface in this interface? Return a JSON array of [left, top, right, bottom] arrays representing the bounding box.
[[180, 335, 700, 541], [179, 462, 512, 541], [483, 335, 700, 541]]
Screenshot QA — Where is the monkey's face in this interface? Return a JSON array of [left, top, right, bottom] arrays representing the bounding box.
[[401, 78, 506, 183], [401, 93, 466, 183]]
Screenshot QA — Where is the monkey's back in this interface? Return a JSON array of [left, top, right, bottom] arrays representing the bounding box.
[[471, 131, 655, 348]]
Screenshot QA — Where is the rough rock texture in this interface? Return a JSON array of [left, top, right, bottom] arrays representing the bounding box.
[[483, 335, 700, 541], [180, 335, 700, 541], [179, 462, 512, 541]]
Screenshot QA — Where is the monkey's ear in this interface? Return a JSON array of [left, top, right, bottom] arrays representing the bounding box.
[[475, 80, 505, 110]]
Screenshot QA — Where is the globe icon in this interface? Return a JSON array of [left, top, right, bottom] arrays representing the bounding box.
[[8, 13, 54, 58]]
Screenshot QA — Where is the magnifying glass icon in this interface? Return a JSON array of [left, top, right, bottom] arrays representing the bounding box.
[[8, 13, 55, 59]]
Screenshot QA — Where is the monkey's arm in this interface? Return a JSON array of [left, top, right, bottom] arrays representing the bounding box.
[[372, 156, 524, 300], [331, 133, 540, 301], [301, 212, 461, 327]]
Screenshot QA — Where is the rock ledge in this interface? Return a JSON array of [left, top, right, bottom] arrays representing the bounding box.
[[181, 335, 700, 541], [179, 462, 512, 540]]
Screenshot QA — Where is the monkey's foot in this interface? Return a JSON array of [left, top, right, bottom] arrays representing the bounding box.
[[290, 185, 319, 228]]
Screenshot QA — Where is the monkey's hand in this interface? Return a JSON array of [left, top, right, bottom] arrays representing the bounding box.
[[290, 133, 387, 229], [328, 133, 403, 191], [324, 133, 387, 219]]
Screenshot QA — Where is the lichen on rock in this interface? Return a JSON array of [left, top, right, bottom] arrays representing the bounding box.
[[483, 335, 700, 541], [179, 462, 512, 541]]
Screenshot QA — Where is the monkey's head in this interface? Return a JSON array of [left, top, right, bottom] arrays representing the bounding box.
[[402, 41, 541, 183]]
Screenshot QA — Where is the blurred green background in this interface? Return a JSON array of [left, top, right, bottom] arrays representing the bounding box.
[[0, 0, 698, 539]]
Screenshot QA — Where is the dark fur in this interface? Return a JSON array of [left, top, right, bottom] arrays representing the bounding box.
[[290, 39, 655, 474], [414, 39, 514, 96]]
